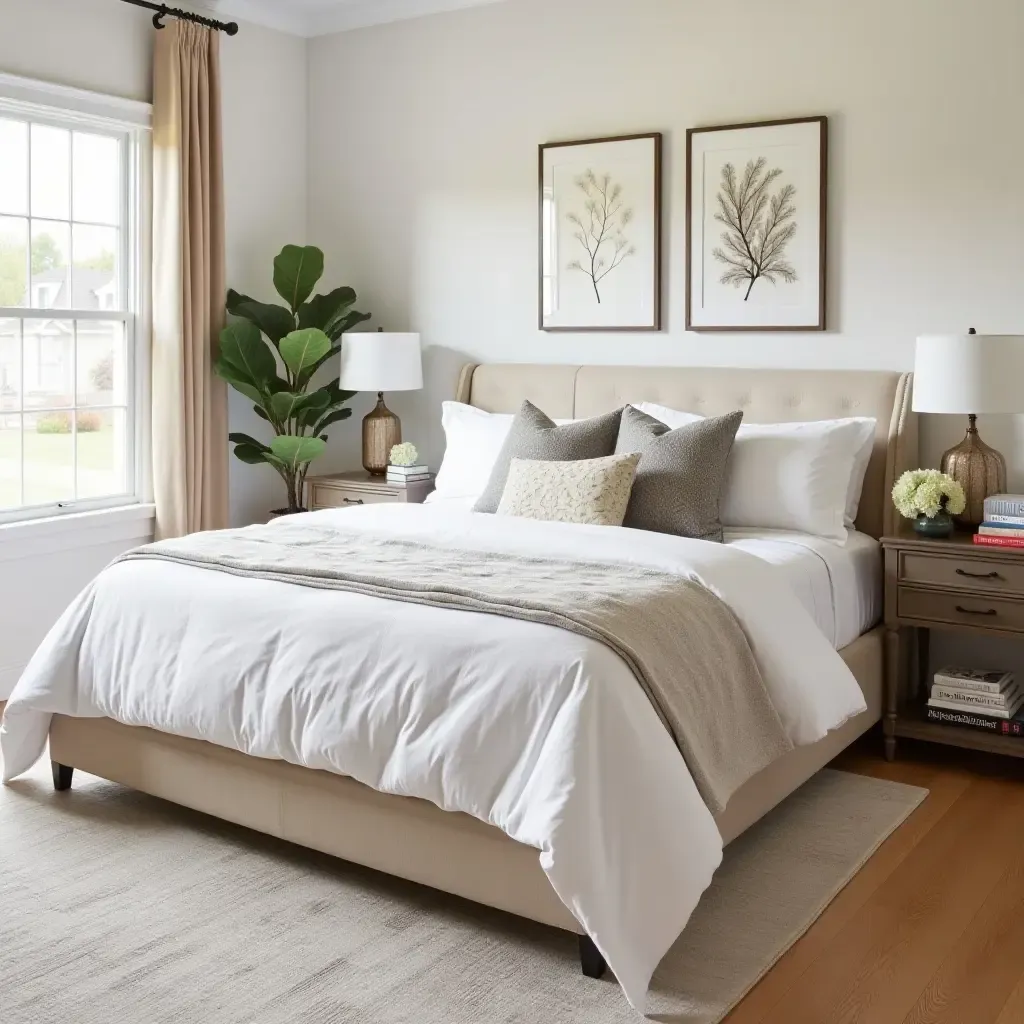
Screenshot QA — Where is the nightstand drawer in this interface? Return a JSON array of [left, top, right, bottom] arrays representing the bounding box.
[[899, 552, 1024, 596], [898, 588, 1024, 633], [310, 485, 401, 509]]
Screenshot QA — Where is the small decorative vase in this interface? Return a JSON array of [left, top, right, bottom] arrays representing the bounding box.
[[913, 511, 954, 538]]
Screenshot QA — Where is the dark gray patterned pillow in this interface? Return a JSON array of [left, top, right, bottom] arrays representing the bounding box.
[[474, 401, 624, 514], [615, 405, 743, 542]]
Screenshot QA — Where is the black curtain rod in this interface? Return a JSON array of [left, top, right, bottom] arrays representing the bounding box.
[[119, 0, 239, 36]]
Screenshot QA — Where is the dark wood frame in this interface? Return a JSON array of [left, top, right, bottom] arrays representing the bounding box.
[[538, 132, 662, 333], [685, 115, 828, 332]]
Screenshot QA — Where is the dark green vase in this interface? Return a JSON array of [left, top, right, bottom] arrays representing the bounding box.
[[913, 510, 954, 538]]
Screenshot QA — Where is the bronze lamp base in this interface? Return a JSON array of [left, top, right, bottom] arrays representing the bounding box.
[[362, 392, 401, 476], [941, 414, 1006, 528]]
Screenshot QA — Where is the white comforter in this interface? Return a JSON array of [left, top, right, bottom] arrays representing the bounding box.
[[1, 505, 866, 1011]]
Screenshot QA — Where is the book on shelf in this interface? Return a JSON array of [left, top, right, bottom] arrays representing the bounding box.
[[984, 494, 1024, 519], [933, 667, 1014, 695], [928, 691, 1024, 719], [984, 514, 1024, 527], [978, 522, 1024, 538], [931, 682, 1020, 710], [386, 464, 429, 477], [973, 534, 1024, 548], [925, 704, 1024, 736], [386, 474, 430, 485]]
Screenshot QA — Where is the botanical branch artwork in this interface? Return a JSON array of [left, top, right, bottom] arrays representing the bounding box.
[[566, 170, 637, 304], [712, 158, 797, 301]]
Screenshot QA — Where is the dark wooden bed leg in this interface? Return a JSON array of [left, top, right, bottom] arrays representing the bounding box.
[[579, 934, 607, 979], [51, 761, 74, 791]]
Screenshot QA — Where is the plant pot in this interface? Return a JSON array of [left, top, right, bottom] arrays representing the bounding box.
[[268, 508, 308, 523], [912, 510, 954, 538]]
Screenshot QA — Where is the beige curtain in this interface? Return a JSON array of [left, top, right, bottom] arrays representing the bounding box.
[[151, 21, 228, 539]]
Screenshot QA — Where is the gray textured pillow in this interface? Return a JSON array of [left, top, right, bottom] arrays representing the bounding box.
[[615, 405, 743, 542], [474, 400, 624, 514]]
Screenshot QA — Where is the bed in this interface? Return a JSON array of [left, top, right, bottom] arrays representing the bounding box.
[[1, 363, 916, 1008]]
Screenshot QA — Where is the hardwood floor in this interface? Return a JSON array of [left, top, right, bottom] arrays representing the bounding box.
[[728, 734, 1024, 1024]]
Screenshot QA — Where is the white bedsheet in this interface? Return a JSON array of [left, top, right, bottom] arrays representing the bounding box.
[[1, 505, 865, 1012], [725, 529, 881, 649]]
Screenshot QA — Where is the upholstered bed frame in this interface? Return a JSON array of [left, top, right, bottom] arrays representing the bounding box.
[[48, 364, 917, 977]]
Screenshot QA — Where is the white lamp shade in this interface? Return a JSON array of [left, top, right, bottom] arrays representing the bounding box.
[[913, 334, 1024, 415], [339, 332, 423, 392]]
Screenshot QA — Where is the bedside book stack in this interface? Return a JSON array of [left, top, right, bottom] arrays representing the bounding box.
[[386, 464, 431, 485], [925, 666, 1024, 735], [974, 493, 1024, 548]]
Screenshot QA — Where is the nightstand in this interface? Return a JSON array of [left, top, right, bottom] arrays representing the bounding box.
[[305, 471, 434, 511], [881, 530, 1024, 762]]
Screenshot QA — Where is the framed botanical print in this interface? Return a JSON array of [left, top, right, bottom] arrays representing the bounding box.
[[686, 116, 827, 331], [539, 133, 662, 332]]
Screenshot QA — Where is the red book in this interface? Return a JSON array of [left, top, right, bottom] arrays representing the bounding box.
[[973, 534, 1024, 548]]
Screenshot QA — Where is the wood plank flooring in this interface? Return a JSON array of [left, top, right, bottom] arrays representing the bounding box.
[[728, 735, 1024, 1024], [2, 697, 1022, 1020]]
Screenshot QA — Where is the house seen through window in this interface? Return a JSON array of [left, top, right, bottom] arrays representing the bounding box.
[[0, 103, 141, 521]]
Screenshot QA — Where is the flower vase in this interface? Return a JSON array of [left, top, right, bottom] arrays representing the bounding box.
[[913, 510, 954, 538]]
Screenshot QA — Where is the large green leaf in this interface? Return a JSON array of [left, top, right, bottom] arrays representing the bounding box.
[[269, 390, 320, 423], [297, 343, 340, 387], [294, 390, 333, 429], [232, 443, 272, 466], [215, 361, 264, 405], [314, 406, 353, 435], [270, 434, 327, 471], [280, 328, 332, 378], [226, 290, 296, 345], [297, 287, 356, 331], [324, 308, 372, 341], [273, 245, 324, 313], [219, 320, 277, 385], [228, 432, 270, 452]]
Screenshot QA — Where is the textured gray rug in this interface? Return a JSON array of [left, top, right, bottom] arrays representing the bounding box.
[[0, 759, 926, 1023]]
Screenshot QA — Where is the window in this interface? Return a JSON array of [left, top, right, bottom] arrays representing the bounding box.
[[0, 78, 149, 523]]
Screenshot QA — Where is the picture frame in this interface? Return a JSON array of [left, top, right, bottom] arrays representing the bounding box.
[[539, 133, 662, 332], [686, 116, 827, 332]]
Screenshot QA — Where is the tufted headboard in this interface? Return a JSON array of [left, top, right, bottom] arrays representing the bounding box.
[[455, 364, 917, 539]]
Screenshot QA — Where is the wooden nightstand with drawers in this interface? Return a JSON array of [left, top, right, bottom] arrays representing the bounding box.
[[305, 471, 434, 511], [881, 530, 1024, 762]]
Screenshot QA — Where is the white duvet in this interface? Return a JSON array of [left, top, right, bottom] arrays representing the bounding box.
[[1, 505, 865, 1012]]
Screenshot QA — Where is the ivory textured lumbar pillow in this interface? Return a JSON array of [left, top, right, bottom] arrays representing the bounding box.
[[496, 453, 641, 527]]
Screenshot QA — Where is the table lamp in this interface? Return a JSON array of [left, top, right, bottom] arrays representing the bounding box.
[[913, 330, 1024, 526], [339, 330, 423, 476]]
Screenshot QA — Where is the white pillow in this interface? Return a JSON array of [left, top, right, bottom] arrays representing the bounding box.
[[638, 402, 876, 542], [431, 402, 572, 504], [432, 402, 515, 503]]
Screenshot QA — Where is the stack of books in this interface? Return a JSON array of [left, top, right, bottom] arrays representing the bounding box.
[[974, 493, 1024, 548], [386, 463, 431, 485], [926, 666, 1024, 735]]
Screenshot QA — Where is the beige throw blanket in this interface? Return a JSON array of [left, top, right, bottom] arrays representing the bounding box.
[[118, 521, 793, 814]]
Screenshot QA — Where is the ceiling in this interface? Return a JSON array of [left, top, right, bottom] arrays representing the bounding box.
[[194, 0, 506, 36]]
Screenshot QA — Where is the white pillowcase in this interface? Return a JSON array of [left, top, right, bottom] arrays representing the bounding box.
[[430, 402, 572, 505], [638, 402, 876, 542]]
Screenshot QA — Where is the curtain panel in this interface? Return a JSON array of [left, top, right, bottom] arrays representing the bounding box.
[[152, 21, 228, 538]]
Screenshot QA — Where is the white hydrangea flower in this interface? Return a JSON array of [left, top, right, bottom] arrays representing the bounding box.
[[891, 469, 966, 519], [389, 442, 419, 467]]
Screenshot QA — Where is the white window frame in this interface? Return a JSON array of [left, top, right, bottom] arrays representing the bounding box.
[[0, 73, 152, 526]]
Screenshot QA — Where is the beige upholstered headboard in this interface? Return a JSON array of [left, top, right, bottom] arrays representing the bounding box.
[[455, 364, 917, 539]]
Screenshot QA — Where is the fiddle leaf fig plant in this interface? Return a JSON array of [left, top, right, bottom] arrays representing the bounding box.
[[215, 244, 371, 514]]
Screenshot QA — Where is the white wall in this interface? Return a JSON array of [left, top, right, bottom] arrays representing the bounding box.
[[307, 0, 1024, 479], [0, 0, 308, 698]]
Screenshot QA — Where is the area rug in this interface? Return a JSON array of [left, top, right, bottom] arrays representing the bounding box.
[[0, 759, 926, 1023]]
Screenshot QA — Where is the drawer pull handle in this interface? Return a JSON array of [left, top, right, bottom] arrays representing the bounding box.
[[956, 568, 1003, 580], [955, 605, 998, 617], [342, 497, 364, 505]]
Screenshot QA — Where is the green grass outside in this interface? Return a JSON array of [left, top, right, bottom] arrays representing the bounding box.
[[0, 426, 121, 508]]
